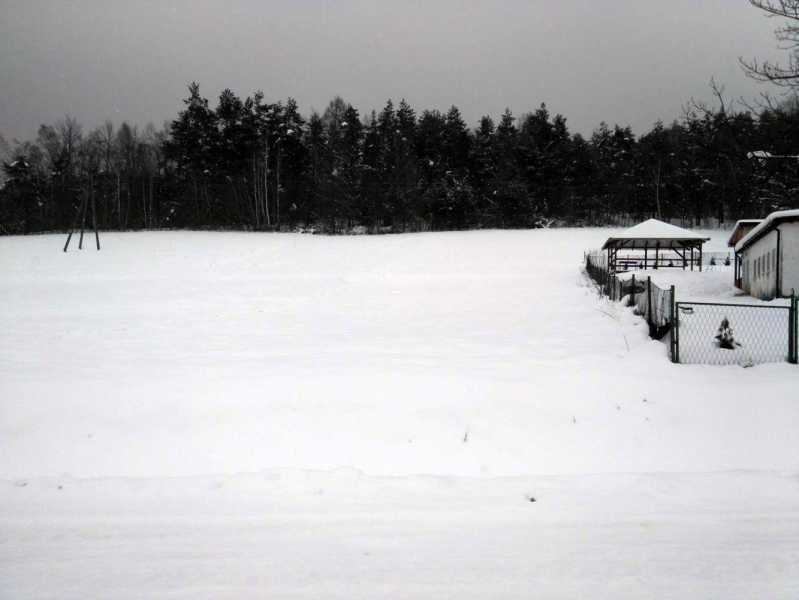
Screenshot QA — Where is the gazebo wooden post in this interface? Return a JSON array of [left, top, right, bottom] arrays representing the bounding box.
[[601, 222, 709, 282]]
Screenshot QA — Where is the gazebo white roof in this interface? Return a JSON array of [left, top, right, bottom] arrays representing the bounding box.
[[602, 219, 710, 250]]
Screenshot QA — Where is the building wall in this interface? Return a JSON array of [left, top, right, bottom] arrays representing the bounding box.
[[741, 230, 779, 300], [740, 222, 799, 299], [780, 222, 799, 297]]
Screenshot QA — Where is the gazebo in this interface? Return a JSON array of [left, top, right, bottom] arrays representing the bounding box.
[[602, 219, 711, 273]]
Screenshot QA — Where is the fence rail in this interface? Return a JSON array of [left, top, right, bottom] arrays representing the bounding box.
[[586, 251, 674, 339], [585, 249, 799, 365], [673, 301, 795, 366]]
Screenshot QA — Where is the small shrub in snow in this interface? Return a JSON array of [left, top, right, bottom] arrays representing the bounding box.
[[715, 317, 739, 350]]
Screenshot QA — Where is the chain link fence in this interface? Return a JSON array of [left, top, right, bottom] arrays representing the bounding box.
[[586, 251, 674, 339], [585, 249, 799, 365], [672, 301, 796, 366], [631, 277, 674, 340], [702, 251, 732, 268]]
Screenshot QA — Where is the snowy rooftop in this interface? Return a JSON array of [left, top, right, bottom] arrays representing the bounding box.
[[735, 209, 799, 252], [602, 219, 711, 250], [727, 219, 763, 247]]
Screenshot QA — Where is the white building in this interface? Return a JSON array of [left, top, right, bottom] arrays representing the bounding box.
[[735, 209, 799, 299], [728, 219, 762, 289]]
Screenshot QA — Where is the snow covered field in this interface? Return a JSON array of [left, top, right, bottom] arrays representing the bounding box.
[[1, 229, 798, 599]]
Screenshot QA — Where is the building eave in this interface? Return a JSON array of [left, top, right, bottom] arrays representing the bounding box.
[[735, 210, 799, 253]]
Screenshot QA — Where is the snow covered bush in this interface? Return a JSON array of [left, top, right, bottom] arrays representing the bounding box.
[[715, 317, 738, 350]]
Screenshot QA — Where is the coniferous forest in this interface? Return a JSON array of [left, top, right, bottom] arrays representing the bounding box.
[[3, 83, 799, 236]]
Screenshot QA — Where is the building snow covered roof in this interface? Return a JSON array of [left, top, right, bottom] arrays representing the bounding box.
[[727, 219, 763, 247], [735, 209, 799, 253], [602, 219, 710, 250]]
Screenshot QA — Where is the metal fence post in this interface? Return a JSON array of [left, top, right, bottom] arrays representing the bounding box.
[[791, 293, 798, 365], [647, 276, 653, 329], [795, 294, 799, 364], [670, 285, 679, 363], [795, 293, 799, 364], [788, 294, 796, 364], [630, 274, 636, 307]]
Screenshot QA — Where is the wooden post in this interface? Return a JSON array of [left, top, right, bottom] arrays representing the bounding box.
[[64, 194, 87, 252], [647, 276, 653, 329], [690, 247, 693, 271], [78, 192, 88, 250], [699, 245, 703, 272], [91, 184, 100, 251], [644, 247, 648, 270]]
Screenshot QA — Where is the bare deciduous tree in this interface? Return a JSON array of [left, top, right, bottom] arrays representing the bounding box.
[[742, 1, 799, 86]]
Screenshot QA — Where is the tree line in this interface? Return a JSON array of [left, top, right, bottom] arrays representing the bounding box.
[[3, 0, 799, 235], [2, 84, 799, 235]]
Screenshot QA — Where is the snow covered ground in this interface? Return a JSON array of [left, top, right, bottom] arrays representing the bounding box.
[[1, 229, 798, 599]]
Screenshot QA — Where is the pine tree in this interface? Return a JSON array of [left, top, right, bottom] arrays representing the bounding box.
[[394, 99, 418, 229]]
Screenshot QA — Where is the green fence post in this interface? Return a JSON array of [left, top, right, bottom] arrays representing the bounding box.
[[789, 294, 793, 364], [791, 293, 798, 365], [670, 285, 678, 363], [795, 294, 798, 364]]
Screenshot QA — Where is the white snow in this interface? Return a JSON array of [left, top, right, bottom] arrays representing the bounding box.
[[602, 218, 711, 248], [1, 229, 798, 599], [617, 266, 791, 304]]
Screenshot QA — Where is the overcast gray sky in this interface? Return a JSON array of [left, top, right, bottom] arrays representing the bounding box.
[[0, 0, 789, 142]]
